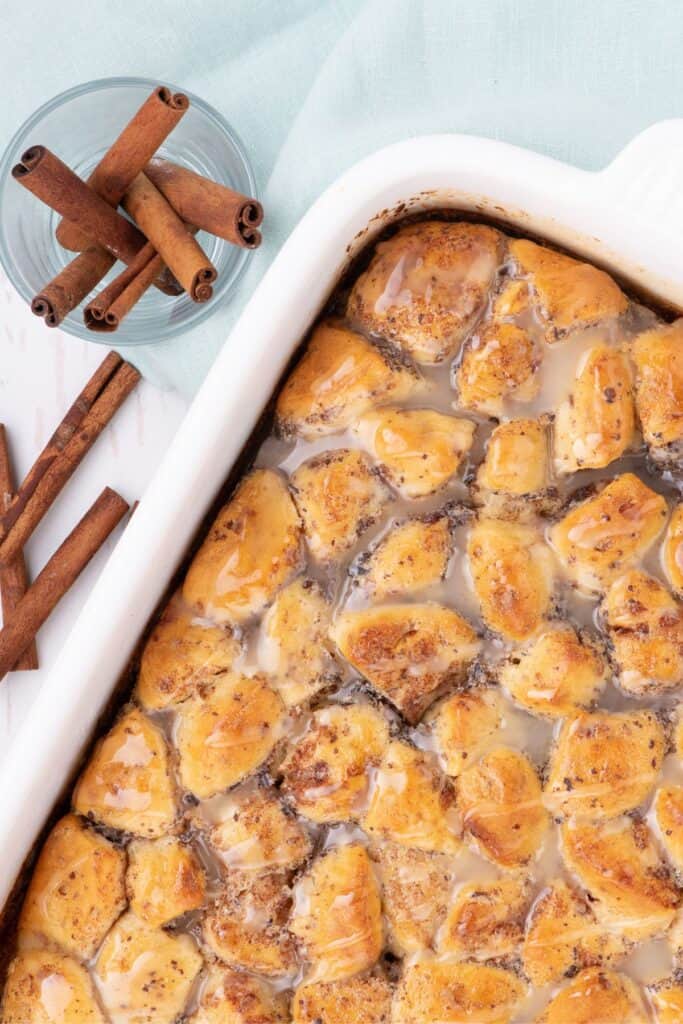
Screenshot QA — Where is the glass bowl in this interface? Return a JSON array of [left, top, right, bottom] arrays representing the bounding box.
[[0, 76, 257, 346]]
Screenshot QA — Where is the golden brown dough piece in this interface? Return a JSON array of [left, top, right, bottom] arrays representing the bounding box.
[[93, 912, 203, 1024], [188, 964, 289, 1024], [523, 879, 628, 987], [631, 319, 683, 465], [290, 844, 383, 983], [203, 870, 296, 977], [467, 518, 555, 641], [476, 418, 550, 496], [544, 709, 665, 820], [353, 407, 475, 499], [354, 513, 453, 599], [1, 950, 107, 1024], [347, 221, 503, 364], [649, 980, 683, 1024], [391, 960, 526, 1024], [136, 595, 242, 711], [183, 468, 303, 624], [426, 686, 502, 777], [207, 786, 312, 871], [458, 747, 549, 869], [362, 740, 461, 854], [550, 473, 667, 594], [438, 876, 531, 960], [492, 278, 531, 319], [258, 577, 335, 707], [455, 321, 540, 415], [17, 814, 126, 960], [561, 816, 679, 942], [292, 975, 393, 1024], [175, 673, 284, 799], [510, 238, 628, 340], [73, 707, 176, 838], [292, 449, 389, 563], [602, 570, 683, 696], [534, 968, 648, 1024], [281, 703, 389, 823], [276, 320, 424, 439], [371, 841, 453, 954], [663, 503, 683, 596], [331, 602, 480, 724], [654, 786, 683, 873], [126, 836, 206, 927], [499, 625, 607, 718], [474, 418, 556, 520], [554, 344, 635, 474]]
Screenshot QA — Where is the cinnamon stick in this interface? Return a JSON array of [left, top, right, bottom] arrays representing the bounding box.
[[0, 487, 129, 681], [0, 361, 140, 565], [56, 86, 189, 252], [85, 227, 199, 332], [84, 242, 159, 330], [0, 426, 38, 671], [4, 352, 123, 541], [32, 246, 116, 327], [100, 252, 166, 330], [146, 157, 263, 248], [122, 173, 216, 302], [13, 147, 146, 264]]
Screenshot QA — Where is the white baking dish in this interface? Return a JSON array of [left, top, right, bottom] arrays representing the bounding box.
[[2, 122, 683, 915]]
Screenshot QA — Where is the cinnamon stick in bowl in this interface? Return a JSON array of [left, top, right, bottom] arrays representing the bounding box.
[[31, 246, 116, 327], [122, 173, 216, 302], [145, 157, 263, 248], [85, 225, 201, 332], [102, 256, 164, 329], [12, 147, 146, 264], [56, 86, 189, 252], [84, 243, 158, 326], [13, 146, 179, 296], [0, 487, 129, 681]]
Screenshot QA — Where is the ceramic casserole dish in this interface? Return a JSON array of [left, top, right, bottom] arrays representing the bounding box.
[[3, 124, 683, 1021]]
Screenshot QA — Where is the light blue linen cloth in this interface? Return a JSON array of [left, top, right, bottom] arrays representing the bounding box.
[[2, 0, 681, 395]]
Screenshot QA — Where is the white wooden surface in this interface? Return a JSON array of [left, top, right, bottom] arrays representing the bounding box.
[[0, 271, 188, 767]]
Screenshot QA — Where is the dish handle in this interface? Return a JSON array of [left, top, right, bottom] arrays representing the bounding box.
[[598, 120, 683, 229]]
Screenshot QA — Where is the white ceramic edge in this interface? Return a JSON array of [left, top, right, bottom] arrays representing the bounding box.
[[2, 124, 683, 911]]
